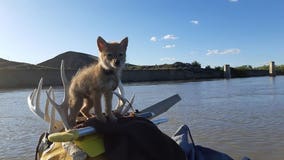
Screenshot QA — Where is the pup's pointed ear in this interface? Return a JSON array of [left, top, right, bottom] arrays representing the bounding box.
[[120, 37, 128, 51], [97, 36, 108, 52]]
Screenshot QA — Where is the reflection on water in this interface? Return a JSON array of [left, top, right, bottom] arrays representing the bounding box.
[[1, 76, 284, 160]]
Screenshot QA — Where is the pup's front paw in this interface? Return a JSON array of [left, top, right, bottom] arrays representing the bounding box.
[[107, 113, 117, 122], [96, 114, 107, 123]]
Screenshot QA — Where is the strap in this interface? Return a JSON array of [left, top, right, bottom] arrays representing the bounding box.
[[102, 68, 115, 75], [35, 132, 52, 160]]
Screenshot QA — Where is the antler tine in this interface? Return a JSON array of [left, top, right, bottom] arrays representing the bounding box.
[[27, 89, 36, 114], [27, 78, 45, 119], [121, 94, 135, 115], [46, 60, 71, 130], [60, 60, 70, 101], [114, 81, 127, 114], [46, 91, 70, 130], [44, 87, 52, 122], [35, 78, 43, 115], [36, 80, 58, 125], [27, 89, 36, 111], [48, 88, 56, 133], [46, 87, 64, 133], [49, 106, 57, 133]]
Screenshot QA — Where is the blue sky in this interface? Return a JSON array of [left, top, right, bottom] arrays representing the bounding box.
[[0, 0, 284, 67]]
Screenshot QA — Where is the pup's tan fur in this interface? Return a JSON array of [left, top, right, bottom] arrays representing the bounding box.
[[68, 36, 128, 126]]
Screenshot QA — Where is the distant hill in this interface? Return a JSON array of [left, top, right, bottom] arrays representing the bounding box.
[[37, 51, 98, 70], [0, 58, 40, 70]]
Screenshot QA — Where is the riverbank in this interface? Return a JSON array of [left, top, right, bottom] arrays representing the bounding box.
[[1, 67, 282, 89]]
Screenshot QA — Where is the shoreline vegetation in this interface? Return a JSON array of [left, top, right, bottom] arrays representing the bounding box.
[[1, 51, 284, 89]]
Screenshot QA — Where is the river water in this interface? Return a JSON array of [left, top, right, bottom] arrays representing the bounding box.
[[0, 76, 283, 160]]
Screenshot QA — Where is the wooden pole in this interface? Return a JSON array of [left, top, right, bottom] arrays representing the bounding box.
[[269, 61, 276, 77], [224, 64, 231, 79]]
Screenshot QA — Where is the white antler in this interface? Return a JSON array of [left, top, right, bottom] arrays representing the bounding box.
[[46, 60, 88, 159], [113, 81, 135, 115], [47, 88, 57, 133], [114, 81, 126, 113], [121, 94, 135, 115], [28, 78, 44, 119], [27, 78, 64, 133], [46, 60, 71, 130]]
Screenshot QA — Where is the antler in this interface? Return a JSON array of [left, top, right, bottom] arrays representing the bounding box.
[[46, 60, 71, 130], [113, 81, 135, 115], [45, 60, 88, 159], [114, 81, 126, 113], [27, 78, 64, 133], [47, 88, 58, 133], [27, 78, 44, 119], [121, 94, 135, 115]]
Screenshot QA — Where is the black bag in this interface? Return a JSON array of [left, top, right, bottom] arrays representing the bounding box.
[[77, 117, 186, 160]]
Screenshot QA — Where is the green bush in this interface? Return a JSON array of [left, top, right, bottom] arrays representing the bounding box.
[[191, 61, 201, 68], [254, 65, 269, 70], [214, 66, 222, 71], [205, 65, 211, 70], [234, 65, 253, 71]]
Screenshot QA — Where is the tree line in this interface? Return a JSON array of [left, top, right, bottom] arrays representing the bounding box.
[[126, 61, 284, 72]]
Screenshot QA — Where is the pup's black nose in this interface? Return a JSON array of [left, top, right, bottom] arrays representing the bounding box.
[[115, 60, 120, 66]]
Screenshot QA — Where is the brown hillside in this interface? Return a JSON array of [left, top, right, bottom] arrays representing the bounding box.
[[37, 51, 98, 70], [0, 58, 40, 70]]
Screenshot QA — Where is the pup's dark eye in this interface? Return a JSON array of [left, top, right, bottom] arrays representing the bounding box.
[[119, 53, 123, 57], [107, 54, 112, 58]]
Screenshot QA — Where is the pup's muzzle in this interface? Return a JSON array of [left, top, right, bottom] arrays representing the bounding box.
[[114, 60, 120, 67]]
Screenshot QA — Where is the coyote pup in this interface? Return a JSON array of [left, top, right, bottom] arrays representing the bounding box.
[[68, 36, 128, 126]]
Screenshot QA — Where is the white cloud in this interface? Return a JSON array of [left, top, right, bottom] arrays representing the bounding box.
[[150, 36, 157, 42], [162, 34, 178, 40], [188, 51, 199, 56], [190, 20, 199, 25], [160, 57, 177, 63], [228, 0, 239, 2], [163, 44, 176, 49], [206, 48, 240, 55]]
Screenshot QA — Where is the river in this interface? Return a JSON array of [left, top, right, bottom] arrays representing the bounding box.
[[0, 76, 283, 160]]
